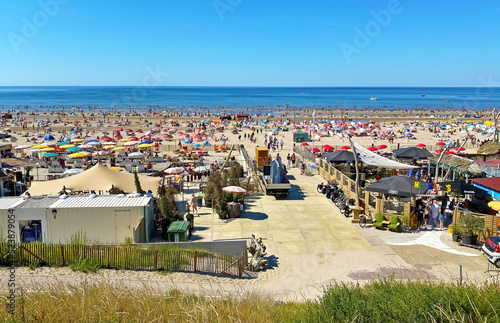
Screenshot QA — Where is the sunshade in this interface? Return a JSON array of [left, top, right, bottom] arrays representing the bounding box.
[[128, 152, 144, 158], [222, 186, 247, 194], [366, 176, 428, 197], [193, 166, 210, 173], [393, 147, 433, 159], [437, 180, 489, 199], [137, 144, 152, 148], [322, 150, 355, 163], [488, 201, 500, 211], [68, 152, 89, 158], [164, 167, 186, 175], [66, 146, 82, 151], [41, 152, 58, 157]]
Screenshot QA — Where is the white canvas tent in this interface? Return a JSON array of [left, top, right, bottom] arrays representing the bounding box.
[[353, 141, 419, 170], [25, 164, 161, 196]]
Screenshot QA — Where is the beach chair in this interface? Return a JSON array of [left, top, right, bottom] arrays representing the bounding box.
[[372, 214, 385, 229], [214, 145, 219, 152], [221, 145, 226, 152], [388, 215, 400, 232]]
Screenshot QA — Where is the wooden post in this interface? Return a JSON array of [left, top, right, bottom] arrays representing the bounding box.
[[154, 249, 158, 270], [348, 136, 361, 207], [193, 251, 198, 272], [61, 245, 65, 266]]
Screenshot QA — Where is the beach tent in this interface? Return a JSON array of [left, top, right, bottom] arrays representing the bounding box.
[[25, 163, 161, 196], [44, 134, 55, 141], [322, 150, 355, 163]]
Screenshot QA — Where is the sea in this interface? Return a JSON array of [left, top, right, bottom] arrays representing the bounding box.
[[0, 86, 499, 114]]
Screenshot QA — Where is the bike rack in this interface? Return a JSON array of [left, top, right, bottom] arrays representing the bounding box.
[[484, 262, 500, 278]]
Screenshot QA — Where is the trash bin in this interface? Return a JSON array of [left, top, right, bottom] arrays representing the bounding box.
[[228, 203, 241, 218], [197, 197, 203, 207], [167, 221, 190, 242]]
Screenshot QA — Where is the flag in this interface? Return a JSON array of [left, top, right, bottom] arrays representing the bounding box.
[[312, 110, 315, 119], [414, 182, 421, 189]]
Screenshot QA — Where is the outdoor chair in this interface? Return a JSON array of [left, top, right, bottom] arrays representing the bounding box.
[[388, 215, 400, 232], [214, 145, 219, 152], [221, 145, 227, 152], [372, 213, 385, 229]]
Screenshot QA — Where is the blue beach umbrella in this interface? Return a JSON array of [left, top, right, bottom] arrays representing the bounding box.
[[204, 141, 211, 146], [86, 139, 99, 143], [139, 141, 153, 145], [193, 143, 201, 147], [41, 152, 58, 157], [44, 134, 55, 141], [66, 146, 82, 152]]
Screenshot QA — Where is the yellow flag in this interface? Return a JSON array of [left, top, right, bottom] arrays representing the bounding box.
[[414, 181, 421, 189]]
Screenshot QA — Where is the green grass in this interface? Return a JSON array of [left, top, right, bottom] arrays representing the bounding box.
[[68, 258, 101, 273], [1, 279, 499, 322]]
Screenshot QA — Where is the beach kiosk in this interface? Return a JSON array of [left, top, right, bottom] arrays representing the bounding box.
[[255, 147, 269, 168], [293, 132, 309, 143], [167, 221, 190, 242]]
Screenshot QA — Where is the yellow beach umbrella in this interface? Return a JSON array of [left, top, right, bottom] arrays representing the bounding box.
[[113, 147, 125, 150], [59, 144, 75, 149], [71, 138, 84, 143], [41, 147, 55, 152], [104, 145, 116, 150], [32, 145, 48, 149], [119, 138, 130, 142], [488, 201, 500, 211], [137, 143, 152, 148], [68, 152, 89, 158], [485, 121, 493, 126]]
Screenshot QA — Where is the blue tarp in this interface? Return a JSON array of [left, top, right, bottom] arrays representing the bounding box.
[[270, 159, 285, 184]]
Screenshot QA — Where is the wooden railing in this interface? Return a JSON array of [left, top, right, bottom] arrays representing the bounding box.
[[0, 243, 246, 276]]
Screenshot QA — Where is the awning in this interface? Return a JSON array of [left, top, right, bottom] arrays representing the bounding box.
[[353, 142, 419, 170]]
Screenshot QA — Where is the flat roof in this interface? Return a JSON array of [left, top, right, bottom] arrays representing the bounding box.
[[50, 195, 152, 208], [472, 177, 500, 192], [18, 196, 59, 209], [0, 197, 26, 210]]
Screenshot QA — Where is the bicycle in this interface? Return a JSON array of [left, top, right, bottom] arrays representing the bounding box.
[[359, 211, 373, 228]]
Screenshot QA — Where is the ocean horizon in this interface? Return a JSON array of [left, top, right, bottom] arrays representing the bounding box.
[[0, 86, 498, 112]]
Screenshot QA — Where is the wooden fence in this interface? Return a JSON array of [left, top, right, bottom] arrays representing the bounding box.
[[0, 243, 247, 277]]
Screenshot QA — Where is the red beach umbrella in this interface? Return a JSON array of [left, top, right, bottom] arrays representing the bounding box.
[[377, 144, 387, 149], [435, 150, 443, 154], [454, 147, 466, 151], [367, 147, 378, 151], [128, 136, 139, 141], [300, 142, 309, 146], [322, 145, 334, 150], [312, 148, 320, 153], [116, 128, 123, 131], [114, 134, 123, 141], [100, 136, 113, 142], [448, 151, 455, 155], [136, 129, 144, 133], [341, 146, 350, 150], [416, 143, 426, 147], [436, 142, 446, 146]]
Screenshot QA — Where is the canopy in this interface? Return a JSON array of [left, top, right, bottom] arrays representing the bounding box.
[[393, 147, 433, 159], [437, 180, 488, 199], [25, 163, 161, 196], [353, 142, 419, 169], [366, 175, 428, 197], [322, 150, 354, 163]]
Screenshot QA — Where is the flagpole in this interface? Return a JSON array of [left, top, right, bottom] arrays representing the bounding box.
[[311, 109, 315, 151]]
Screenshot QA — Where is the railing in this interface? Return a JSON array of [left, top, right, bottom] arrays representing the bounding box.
[[0, 243, 246, 276]]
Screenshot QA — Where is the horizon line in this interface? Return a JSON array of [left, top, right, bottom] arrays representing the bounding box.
[[0, 85, 495, 88]]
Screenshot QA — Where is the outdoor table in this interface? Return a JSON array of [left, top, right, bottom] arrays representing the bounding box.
[[350, 206, 364, 224]]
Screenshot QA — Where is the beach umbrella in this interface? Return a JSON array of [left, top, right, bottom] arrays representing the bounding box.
[[322, 145, 334, 151], [300, 142, 309, 146], [86, 139, 99, 143], [41, 152, 58, 157], [193, 143, 201, 148], [140, 141, 153, 145], [29, 148, 41, 153], [322, 150, 355, 163], [68, 152, 89, 158], [116, 127, 123, 131], [164, 167, 186, 175], [101, 136, 113, 142], [14, 144, 32, 150], [113, 147, 125, 151], [79, 144, 93, 149], [435, 150, 443, 154], [56, 142, 70, 146], [366, 176, 428, 197], [71, 138, 84, 143], [66, 146, 82, 152], [488, 201, 500, 211], [312, 147, 320, 153], [377, 144, 387, 149], [59, 144, 75, 149], [123, 141, 138, 146], [416, 143, 426, 147], [454, 147, 466, 151], [128, 152, 145, 158], [64, 168, 84, 175], [194, 166, 211, 173], [436, 142, 446, 146], [367, 147, 378, 151], [138, 143, 152, 148], [119, 138, 130, 142], [437, 180, 488, 199], [87, 141, 101, 146], [393, 147, 433, 159], [93, 150, 109, 156], [222, 186, 247, 194], [341, 145, 350, 150], [136, 129, 144, 133], [32, 145, 48, 149], [204, 141, 211, 146], [44, 134, 55, 141], [41, 147, 55, 152]]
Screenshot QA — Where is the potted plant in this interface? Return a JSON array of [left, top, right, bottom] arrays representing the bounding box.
[[458, 214, 484, 245], [450, 224, 460, 242]]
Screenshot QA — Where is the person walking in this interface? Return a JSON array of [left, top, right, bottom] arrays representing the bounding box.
[[286, 153, 291, 168], [191, 194, 198, 215], [430, 199, 440, 229], [291, 153, 296, 167]]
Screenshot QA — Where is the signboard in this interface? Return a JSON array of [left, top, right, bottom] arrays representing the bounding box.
[[388, 190, 399, 195]]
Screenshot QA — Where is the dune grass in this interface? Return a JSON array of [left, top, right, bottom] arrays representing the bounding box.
[[1, 279, 499, 322]]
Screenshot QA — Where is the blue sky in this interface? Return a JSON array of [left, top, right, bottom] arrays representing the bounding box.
[[0, 0, 499, 86]]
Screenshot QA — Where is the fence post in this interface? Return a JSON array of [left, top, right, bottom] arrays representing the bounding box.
[[193, 251, 198, 272], [61, 245, 65, 266], [154, 249, 158, 270], [19, 244, 23, 266]]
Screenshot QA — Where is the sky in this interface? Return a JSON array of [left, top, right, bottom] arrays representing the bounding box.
[[0, 0, 499, 87]]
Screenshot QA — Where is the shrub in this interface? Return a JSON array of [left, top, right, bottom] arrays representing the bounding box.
[[69, 258, 101, 273]]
